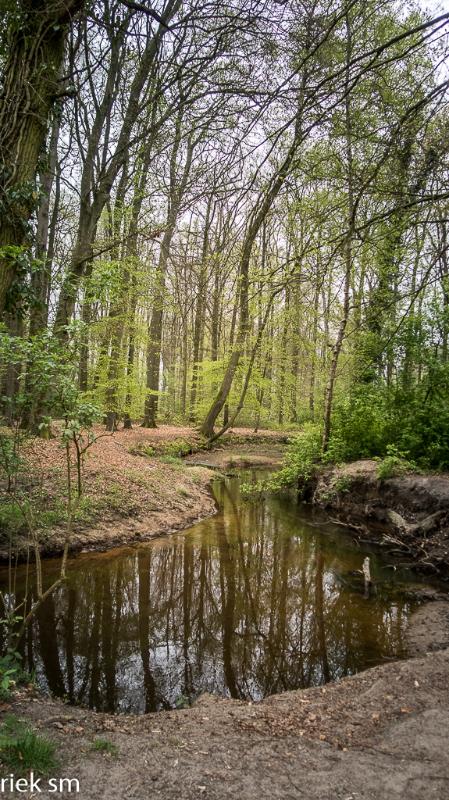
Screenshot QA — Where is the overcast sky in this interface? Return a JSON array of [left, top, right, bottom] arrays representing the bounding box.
[[419, 0, 449, 11]]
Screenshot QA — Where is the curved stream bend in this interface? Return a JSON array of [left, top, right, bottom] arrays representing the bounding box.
[[1, 471, 436, 713]]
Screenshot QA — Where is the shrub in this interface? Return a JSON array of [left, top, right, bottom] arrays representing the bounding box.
[[0, 651, 31, 700], [241, 423, 322, 496], [376, 445, 417, 480]]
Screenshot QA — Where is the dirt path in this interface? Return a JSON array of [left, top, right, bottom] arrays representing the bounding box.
[[6, 603, 449, 799]]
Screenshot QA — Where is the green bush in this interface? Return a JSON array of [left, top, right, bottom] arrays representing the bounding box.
[[162, 438, 192, 458], [327, 365, 449, 471], [326, 383, 390, 463], [0, 651, 31, 700], [241, 423, 322, 496], [376, 445, 417, 480]]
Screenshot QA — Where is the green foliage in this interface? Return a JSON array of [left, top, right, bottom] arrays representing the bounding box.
[[130, 437, 194, 460], [0, 716, 57, 776], [174, 693, 190, 709], [161, 438, 192, 458], [376, 445, 417, 480], [327, 364, 449, 471], [129, 443, 156, 457], [158, 455, 184, 467], [91, 738, 118, 756], [325, 383, 389, 463], [0, 651, 30, 700], [316, 474, 354, 503], [0, 326, 100, 431], [0, 500, 27, 536], [0, 246, 42, 315], [272, 424, 322, 488], [241, 424, 322, 496]]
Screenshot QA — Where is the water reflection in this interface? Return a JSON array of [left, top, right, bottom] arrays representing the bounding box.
[[2, 474, 418, 713]]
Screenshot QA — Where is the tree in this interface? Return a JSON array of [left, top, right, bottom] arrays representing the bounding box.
[[0, 0, 84, 318]]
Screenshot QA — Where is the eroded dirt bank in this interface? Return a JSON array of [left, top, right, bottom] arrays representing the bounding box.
[[4, 601, 449, 799], [306, 460, 449, 578]]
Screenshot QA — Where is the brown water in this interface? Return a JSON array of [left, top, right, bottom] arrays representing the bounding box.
[[0, 471, 432, 714]]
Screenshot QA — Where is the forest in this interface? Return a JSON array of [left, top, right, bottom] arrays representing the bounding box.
[[0, 0, 448, 465], [1, 1, 449, 798]]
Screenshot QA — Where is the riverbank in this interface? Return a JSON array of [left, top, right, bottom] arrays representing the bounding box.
[[306, 460, 449, 579], [3, 600, 449, 799], [0, 426, 286, 561], [1, 438, 449, 797]]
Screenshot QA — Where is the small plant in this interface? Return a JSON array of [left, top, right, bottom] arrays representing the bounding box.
[[159, 455, 183, 466], [318, 474, 353, 503], [129, 444, 156, 457], [162, 439, 192, 458], [240, 480, 267, 499], [376, 445, 417, 480], [174, 693, 190, 709], [332, 475, 353, 494], [0, 716, 57, 775], [92, 738, 118, 756], [0, 650, 31, 700]]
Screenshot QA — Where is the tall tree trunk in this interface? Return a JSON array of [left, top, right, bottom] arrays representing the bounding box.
[[29, 111, 61, 336], [322, 13, 354, 453], [189, 197, 212, 421], [0, 0, 83, 318], [199, 93, 306, 438], [54, 0, 181, 336], [142, 125, 194, 428]]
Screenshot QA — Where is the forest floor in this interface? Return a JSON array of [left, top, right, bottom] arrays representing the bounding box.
[[0, 425, 286, 560], [3, 601, 449, 799]]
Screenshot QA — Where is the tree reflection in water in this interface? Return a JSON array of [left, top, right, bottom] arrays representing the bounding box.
[[2, 473, 416, 713]]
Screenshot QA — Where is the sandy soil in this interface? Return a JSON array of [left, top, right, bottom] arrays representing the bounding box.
[[4, 601, 449, 799]]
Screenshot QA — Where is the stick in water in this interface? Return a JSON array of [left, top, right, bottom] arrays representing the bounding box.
[[363, 556, 371, 599]]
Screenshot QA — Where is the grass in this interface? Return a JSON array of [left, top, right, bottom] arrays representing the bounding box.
[[0, 716, 57, 775], [158, 455, 184, 467], [91, 738, 118, 756]]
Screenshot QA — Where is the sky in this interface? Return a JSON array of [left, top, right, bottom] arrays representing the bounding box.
[[419, 0, 449, 11]]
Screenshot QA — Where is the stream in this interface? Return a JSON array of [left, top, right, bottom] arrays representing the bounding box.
[[0, 470, 438, 714]]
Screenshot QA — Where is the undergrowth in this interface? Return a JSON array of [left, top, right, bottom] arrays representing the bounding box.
[[0, 716, 57, 775]]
